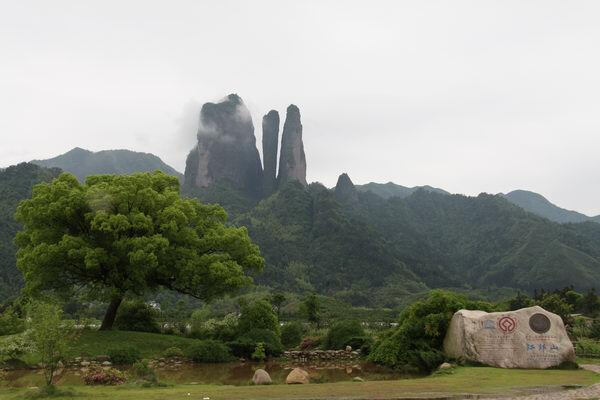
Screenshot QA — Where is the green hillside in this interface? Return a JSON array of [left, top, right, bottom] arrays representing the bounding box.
[[502, 189, 598, 224], [356, 181, 449, 199], [32, 147, 182, 182]]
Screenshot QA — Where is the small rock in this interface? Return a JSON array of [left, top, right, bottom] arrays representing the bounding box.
[[102, 361, 112, 366], [252, 368, 272, 385], [345, 345, 352, 352], [80, 361, 90, 367], [439, 362, 453, 369], [353, 377, 364, 382]]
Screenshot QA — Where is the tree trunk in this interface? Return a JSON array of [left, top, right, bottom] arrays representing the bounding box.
[[99, 296, 123, 331]]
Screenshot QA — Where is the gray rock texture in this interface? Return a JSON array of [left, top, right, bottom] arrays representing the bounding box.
[[443, 306, 575, 369], [277, 105, 307, 186], [184, 94, 263, 197], [262, 110, 280, 196], [252, 368, 272, 385]]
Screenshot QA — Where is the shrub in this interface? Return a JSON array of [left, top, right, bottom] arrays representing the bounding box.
[[163, 346, 184, 358], [229, 328, 283, 358], [238, 300, 280, 336], [347, 336, 374, 355], [324, 320, 365, 350], [83, 366, 126, 385], [0, 307, 25, 336], [131, 359, 158, 384], [368, 290, 494, 373], [190, 313, 239, 342], [251, 342, 266, 361], [281, 322, 304, 349], [108, 346, 141, 365], [576, 338, 600, 357], [0, 332, 34, 360], [589, 320, 600, 339], [114, 301, 160, 333], [186, 340, 232, 363]]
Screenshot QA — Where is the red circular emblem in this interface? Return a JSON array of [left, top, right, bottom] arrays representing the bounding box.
[[497, 316, 517, 334]]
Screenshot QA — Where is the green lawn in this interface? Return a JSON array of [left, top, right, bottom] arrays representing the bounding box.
[[1, 367, 599, 400]]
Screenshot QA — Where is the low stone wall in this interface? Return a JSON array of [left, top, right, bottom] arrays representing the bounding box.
[[282, 349, 361, 362]]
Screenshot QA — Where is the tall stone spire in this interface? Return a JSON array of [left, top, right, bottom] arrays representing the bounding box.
[[277, 104, 307, 186], [262, 110, 279, 196]]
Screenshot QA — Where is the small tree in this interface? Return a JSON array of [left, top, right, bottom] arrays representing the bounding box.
[[270, 292, 286, 319], [238, 300, 280, 336], [28, 302, 74, 387], [302, 295, 321, 327]]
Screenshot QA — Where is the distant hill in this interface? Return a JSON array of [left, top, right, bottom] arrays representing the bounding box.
[[0, 163, 61, 301], [32, 147, 183, 182], [502, 190, 599, 224], [355, 182, 450, 199]]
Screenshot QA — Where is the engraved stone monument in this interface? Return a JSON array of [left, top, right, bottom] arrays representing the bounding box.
[[443, 305, 575, 368]]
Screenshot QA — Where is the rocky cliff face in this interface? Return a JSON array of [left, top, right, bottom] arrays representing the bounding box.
[[262, 110, 280, 196], [277, 105, 307, 186], [184, 94, 263, 197]]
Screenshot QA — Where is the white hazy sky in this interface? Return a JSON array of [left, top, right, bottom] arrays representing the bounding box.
[[1, 1, 599, 215]]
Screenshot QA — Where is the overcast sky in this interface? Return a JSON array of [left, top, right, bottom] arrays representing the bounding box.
[[2, 1, 599, 215]]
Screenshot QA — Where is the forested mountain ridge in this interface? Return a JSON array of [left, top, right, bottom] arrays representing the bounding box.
[[356, 182, 449, 199], [0, 163, 61, 299], [32, 147, 182, 182], [502, 189, 600, 224]]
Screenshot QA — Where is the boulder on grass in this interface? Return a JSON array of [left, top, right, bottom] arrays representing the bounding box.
[[286, 367, 309, 384], [443, 306, 575, 369], [252, 368, 272, 385]]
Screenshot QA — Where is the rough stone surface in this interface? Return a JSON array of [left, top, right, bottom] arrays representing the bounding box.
[[286, 367, 310, 384], [439, 362, 453, 369], [184, 94, 263, 197], [277, 105, 307, 186], [443, 306, 575, 369], [252, 368, 272, 385], [261, 110, 279, 196]]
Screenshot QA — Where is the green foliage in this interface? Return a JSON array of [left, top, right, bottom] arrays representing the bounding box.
[[0, 306, 25, 336], [185, 339, 232, 363], [281, 322, 304, 349], [15, 171, 263, 328], [114, 301, 160, 333], [131, 359, 158, 384], [107, 346, 141, 365], [229, 328, 283, 358], [0, 332, 34, 360], [368, 290, 494, 373], [301, 295, 321, 326], [27, 301, 74, 386], [251, 342, 266, 361], [191, 313, 239, 342], [238, 300, 280, 336], [537, 294, 574, 326], [324, 320, 365, 350], [575, 338, 600, 357], [0, 163, 60, 301], [163, 346, 184, 358]]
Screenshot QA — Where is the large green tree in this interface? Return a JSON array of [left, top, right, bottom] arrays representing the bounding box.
[[15, 172, 263, 330]]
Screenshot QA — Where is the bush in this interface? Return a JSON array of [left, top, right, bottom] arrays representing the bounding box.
[[576, 338, 600, 357], [589, 320, 600, 339], [83, 366, 126, 385], [347, 336, 374, 355], [251, 342, 266, 361], [190, 313, 239, 342], [114, 301, 160, 333], [229, 328, 283, 358], [186, 340, 232, 363], [281, 322, 304, 349], [107, 346, 141, 365], [0, 307, 25, 336], [131, 359, 158, 384], [0, 332, 34, 360], [368, 290, 494, 373], [163, 346, 184, 358], [238, 300, 280, 336], [324, 320, 365, 350]]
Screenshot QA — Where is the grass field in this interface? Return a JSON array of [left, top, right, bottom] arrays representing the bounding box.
[[1, 366, 599, 400]]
